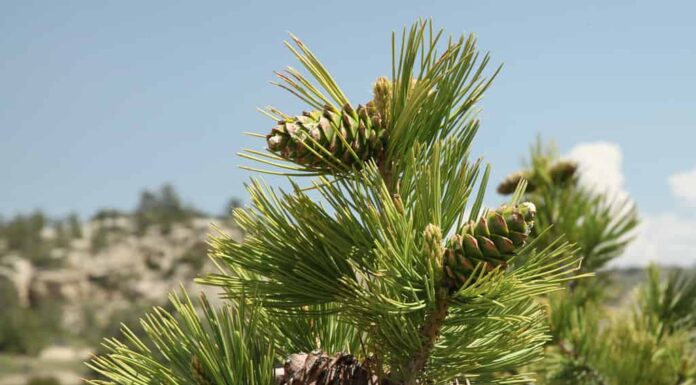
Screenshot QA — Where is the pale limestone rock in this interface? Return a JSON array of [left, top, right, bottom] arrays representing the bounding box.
[[0, 256, 34, 307], [1, 216, 239, 337]]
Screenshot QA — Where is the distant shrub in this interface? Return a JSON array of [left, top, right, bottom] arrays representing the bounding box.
[[0, 278, 46, 355], [90, 226, 110, 253], [53, 222, 71, 249], [179, 240, 209, 271], [81, 301, 153, 347], [91, 208, 126, 222], [0, 278, 64, 355], [26, 376, 61, 385]]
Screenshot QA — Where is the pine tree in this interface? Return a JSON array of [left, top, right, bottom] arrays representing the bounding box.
[[86, 20, 582, 385], [497, 138, 639, 276], [498, 140, 696, 385]]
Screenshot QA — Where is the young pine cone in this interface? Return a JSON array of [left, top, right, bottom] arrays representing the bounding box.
[[372, 76, 392, 120], [443, 202, 536, 290], [266, 103, 387, 171]]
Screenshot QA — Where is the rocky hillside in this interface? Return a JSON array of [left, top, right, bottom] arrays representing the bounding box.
[[0, 186, 241, 385]]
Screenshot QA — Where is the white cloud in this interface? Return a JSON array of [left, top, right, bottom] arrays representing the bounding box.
[[669, 166, 696, 208], [614, 213, 696, 268], [566, 142, 696, 268], [566, 141, 627, 200]]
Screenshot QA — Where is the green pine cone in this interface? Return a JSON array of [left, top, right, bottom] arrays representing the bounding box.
[[443, 202, 536, 290], [266, 103, 387, 171]]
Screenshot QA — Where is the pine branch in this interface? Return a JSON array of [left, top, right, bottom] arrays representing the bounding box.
[[638, 264, 696, 340], [403, 224, 450, 384], [89, 20, 589, 385], [87, 287, 276, 385]]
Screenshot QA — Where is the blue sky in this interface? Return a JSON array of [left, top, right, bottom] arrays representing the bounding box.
[[1, 1, 695, 264]]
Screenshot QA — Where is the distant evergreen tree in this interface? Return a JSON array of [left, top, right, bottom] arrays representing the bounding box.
[[90, 226, 110, 253], [53, 221, 70, 249], [67, 212, 82, 239], [218, 197, 243, 220], [134, 184, 196, 235], [498, 138, 639, 277], [92, 209, 125, 222], [0, 211, 54, 266]]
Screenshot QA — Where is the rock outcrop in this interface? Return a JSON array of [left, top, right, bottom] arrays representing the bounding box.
[[0, 215, 240, 335]]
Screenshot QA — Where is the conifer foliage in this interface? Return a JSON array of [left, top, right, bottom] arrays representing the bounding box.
[[498, 141, 696, 385], [497, 140, 639, 274], [87, 20, 582, 385]]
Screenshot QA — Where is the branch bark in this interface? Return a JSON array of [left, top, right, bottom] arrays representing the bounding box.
[[404, 288, 451, 385]]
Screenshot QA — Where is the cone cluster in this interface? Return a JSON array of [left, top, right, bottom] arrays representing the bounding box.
[[443, 202, 536, 290], [266, 103, 387, 171]]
